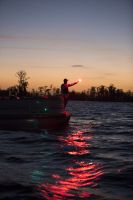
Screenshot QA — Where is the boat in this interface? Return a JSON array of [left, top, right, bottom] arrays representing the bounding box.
[[0, 96, 71, 131]]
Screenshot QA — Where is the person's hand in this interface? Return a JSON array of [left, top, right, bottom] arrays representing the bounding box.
[[78, 79, 82, 83]]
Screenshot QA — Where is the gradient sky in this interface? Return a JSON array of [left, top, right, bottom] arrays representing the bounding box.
[[0, 0, 133, 91]]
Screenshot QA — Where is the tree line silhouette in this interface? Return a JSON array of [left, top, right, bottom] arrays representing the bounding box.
[[69, 85, 133, 102], [0, 70, 133, 102]]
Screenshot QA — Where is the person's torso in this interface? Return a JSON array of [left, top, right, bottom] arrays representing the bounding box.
[[61, 84, 69, 95]]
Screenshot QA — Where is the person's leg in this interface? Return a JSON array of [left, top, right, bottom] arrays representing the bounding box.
[[64, 95, 68, 108]]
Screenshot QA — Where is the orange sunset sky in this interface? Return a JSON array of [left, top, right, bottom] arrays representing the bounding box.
[[0, 0, 133, 92]]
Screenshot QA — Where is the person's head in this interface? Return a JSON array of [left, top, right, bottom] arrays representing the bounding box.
[[64, 78, 68, 84]]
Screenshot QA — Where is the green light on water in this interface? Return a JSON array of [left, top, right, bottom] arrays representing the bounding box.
[[32, 170, 44, 182], [44, 107, 48, 112]]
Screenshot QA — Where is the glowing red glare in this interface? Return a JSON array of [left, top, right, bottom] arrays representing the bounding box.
[[59, 177, 94, 187], [70, 140, 88, 148], [85, 135, 93, 140], [38, 130, 103, 200], [59, 179, 78, 186], [68, 149, 90, 155], [43, 184, 74, 198], [78, 181, 94, 187], [52, 174, 61, 179], [79, 191, 91, 198], [76, 161, 91, 166], [69, 171, 93, 178], [38, 161, 103, 199], [67, 164, 96, 172], [69, 171, 103, 182]]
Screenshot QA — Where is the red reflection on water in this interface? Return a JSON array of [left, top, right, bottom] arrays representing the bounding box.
[[38, 130, 103, 199], [66, 162, 103, 187], [38, 162, 103, 199], [59, 131, 92, 156], [52, 174, 61, 179]]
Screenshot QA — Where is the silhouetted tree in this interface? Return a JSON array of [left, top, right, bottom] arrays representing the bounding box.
[[108, 84, 116, 100], [16, 70, 29, 96], [97, 85, 108, 100], [89, 86, 97, 100], [7, 85, 18, 99]]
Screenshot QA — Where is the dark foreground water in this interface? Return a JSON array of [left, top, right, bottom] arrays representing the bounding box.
[[0, 101, 133, 200]]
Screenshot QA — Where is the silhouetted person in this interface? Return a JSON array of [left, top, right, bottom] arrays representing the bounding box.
[[61, 78, 79, 108]]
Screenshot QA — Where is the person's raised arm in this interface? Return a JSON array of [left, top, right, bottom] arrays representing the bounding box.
[[68, 80, 79, 87]]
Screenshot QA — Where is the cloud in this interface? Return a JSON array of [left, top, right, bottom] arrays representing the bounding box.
[[104, 73, 116, 76], [71, 65, 84, 68], [0, 46, 55, 51], [0, 35, 37, 40], [85, 47, 120, 53], [89, 76, 105, 80], [31, 65, 62, 69], [0, 34, 77, 42]]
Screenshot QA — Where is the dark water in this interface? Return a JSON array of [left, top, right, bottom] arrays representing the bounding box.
[[0, 101, 133, 200]]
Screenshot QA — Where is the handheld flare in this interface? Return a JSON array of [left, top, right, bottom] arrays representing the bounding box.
[[78, 78, 82, 83]]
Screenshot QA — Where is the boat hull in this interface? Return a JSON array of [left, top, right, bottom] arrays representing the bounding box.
[[0, 112, 71, 131], [0, 97, 71, 131]]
